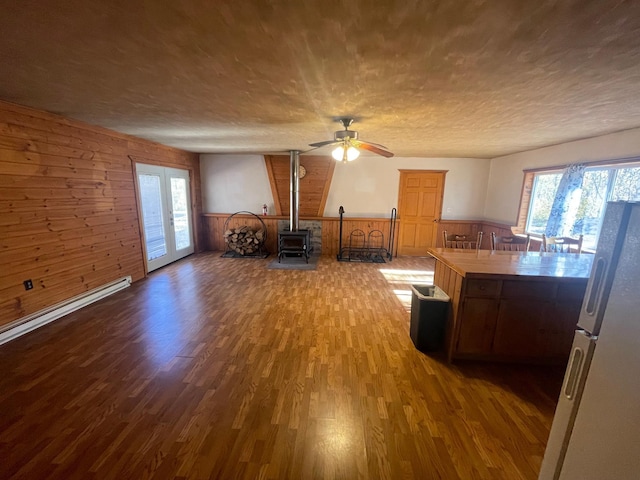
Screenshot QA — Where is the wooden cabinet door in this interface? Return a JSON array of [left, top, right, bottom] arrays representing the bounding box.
[[493, 300, 552, 357], [541, 282, 586, 358], [456, 298, 499, 354], [538, 300, 582, 358], [397, 171, 445, 256]]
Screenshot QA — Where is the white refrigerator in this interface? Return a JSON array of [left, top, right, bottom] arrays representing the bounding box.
[[538, 201, 640, 480]]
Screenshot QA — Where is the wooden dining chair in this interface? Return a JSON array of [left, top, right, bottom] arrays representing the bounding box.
[[442, 231, 483, 250], [491, 232, 531, 251], [541, 234, 583, 253]]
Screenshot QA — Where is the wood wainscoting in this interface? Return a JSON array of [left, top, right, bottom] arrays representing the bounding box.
[[202, 213, 399, 258], [0, 100, 201, 327], [436, 220, 534, 251], [437, 220, 484, 248], [203, 215, 525, 257], [480, 220, 542, 251]]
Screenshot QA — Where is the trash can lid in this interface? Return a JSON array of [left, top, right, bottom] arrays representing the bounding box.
[[411, 285, 450, 302]]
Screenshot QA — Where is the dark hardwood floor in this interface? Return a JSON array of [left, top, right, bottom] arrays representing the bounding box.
[[0, 253, 564, 479]]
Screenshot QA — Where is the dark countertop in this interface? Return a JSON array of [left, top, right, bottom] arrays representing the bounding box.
[[427, 248, 594, 280]]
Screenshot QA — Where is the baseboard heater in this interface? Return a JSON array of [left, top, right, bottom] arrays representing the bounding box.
[[0, 276, 132, 346]]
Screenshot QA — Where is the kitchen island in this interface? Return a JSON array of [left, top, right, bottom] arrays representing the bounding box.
[[427, 248, 593, 364]]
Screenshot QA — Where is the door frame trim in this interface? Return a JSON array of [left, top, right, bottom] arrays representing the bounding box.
[[134, 162, 195, 273], [131, 161, 149, 276], [130, 156, 199, 277], [396, 169, 447, 255]]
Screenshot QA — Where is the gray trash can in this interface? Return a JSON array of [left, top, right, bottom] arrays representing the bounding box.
[[410, 285, 450, 352]]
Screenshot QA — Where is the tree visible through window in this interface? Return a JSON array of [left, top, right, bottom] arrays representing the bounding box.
[[611, 167, 640, 201], [525, 164, 640, 250], [527, 173, 561, 236]]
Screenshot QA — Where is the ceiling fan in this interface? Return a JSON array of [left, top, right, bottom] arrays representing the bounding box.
[[308, 118, 394, 162]]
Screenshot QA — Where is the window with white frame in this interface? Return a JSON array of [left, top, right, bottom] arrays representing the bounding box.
[[525, 162, 640, 250]]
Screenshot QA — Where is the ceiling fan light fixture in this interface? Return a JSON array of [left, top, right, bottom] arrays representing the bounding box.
[[309, 118, 393, 159], [332, 145, 360, 162]]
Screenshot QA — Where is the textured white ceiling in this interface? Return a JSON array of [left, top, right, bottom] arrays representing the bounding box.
[[1, 0, 640, 158]]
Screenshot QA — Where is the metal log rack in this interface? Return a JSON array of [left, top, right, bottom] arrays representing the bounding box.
[[220, 211, 269, 258], [337, 207, 397, 263]]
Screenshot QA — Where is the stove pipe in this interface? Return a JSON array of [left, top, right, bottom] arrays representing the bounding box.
[[289, 150, 300, 232]]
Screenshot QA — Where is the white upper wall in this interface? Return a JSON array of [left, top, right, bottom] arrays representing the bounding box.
[[200, 154, 490, 219], [484, 128, 640, 225], [202, 129, 640, 222], [200, 154, 275, 214], [325, 156, 489, 218]]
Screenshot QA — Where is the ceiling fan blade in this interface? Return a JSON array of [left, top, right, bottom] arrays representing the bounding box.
[[355, 139, 390, 150], [351, 140, 394, 158], [308, 140, 341, 148]]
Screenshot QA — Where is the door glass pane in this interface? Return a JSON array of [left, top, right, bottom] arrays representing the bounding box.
[[170, 177, 191, 250], [139, 174, 167, 260]]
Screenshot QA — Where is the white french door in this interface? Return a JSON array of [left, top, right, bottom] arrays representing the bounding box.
[[136, 164, 194, 272]]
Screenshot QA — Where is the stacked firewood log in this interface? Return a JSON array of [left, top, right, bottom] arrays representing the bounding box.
[[224, 226, 265, 255]]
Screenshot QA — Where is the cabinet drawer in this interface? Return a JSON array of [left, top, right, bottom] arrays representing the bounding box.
[[465, 279, 501, 297], [502, 280, 556, 299]]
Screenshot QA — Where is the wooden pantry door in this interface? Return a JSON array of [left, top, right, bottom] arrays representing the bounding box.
[[397, 170, 445, 256]]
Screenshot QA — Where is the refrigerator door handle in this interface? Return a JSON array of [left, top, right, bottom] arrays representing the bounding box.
[[584, 257, 607, 316], [563, 345, 585, 400]]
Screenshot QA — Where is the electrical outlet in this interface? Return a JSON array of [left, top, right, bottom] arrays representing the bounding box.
[[23, 279, 33, 291]]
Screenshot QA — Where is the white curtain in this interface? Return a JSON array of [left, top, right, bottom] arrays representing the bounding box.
[[545, 164, 586, 237]]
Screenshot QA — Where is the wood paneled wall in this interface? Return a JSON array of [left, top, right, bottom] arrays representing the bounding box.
[[438, 220, 484, 248], [433, 258, 464, 362], [263, 155, 335, 216], [202, 213, 398, 258], [0, 101, 201, 327], [202, 214, 525, 257], [437, 220, 529, 250], [479, 220, 542, 251]]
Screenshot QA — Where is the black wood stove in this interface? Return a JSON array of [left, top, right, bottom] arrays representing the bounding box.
[[277, 229, 312, 263], [277, 150, 314, 263]]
